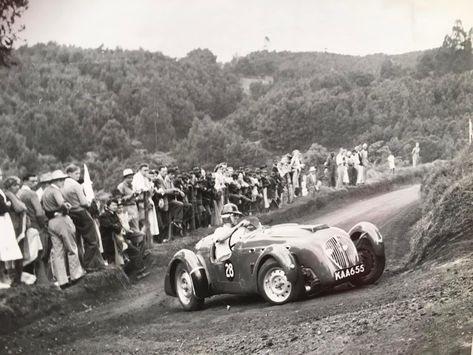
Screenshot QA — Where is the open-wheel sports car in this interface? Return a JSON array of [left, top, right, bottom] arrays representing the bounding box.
[[164, 217, 385, 310]]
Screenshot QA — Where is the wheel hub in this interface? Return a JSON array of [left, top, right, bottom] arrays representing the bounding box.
[[263, 268, 292, 302]]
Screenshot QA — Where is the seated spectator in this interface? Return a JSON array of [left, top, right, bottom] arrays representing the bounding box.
[[99, 199, 149, 279]]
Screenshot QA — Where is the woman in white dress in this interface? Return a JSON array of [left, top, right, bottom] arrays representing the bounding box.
[[0, 171, 23, 287]]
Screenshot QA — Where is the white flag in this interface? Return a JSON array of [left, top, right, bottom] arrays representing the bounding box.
[[82, 164, 95, 203]]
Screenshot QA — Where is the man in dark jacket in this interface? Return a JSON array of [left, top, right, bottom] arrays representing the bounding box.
[[99, 199, 149, 279]]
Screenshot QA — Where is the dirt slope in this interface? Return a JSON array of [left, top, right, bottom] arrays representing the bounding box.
[[2, 184, 472, 355]]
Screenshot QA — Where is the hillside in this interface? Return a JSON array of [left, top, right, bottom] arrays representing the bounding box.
[[0, 25, 472, 190]]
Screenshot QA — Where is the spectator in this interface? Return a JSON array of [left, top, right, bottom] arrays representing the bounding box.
[[3, 176, 28, 286], [355, 145, 364, 185], [388, 152, 396, 174], [18, 174, 50, 284], [132, 164, 159, 240], [361, 143, 369, 182], [306, 166, 321, 197], [36, 172, 51, 202], [117, 168, 140, 231], [0, 173, 24, 287], [63, 164, 105, 272], [155, 165, 185, 236], [335, 148, 345, 189], [99, 199, 149, 278], [412, 142, 420, 167], [346, 150, 357, 186], [325, 152, 336, 188], [291, 150, 302, 197], [41, 170, 85, 288]]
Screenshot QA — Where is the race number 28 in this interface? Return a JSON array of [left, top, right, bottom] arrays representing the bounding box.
[[224, 261, 235, 281]]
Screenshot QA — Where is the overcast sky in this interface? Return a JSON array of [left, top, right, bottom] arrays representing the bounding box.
[[20, 0, 473, 62]]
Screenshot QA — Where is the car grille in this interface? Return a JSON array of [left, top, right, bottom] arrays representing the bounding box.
[[325, 237, 356, 269]]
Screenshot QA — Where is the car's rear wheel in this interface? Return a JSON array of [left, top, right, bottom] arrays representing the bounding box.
[[174, 263, 204, 311], [258, 259, 300, 305], [351, 240, 385, 286]]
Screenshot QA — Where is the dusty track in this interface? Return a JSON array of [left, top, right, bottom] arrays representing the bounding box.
[[2, 185, 473, 354]]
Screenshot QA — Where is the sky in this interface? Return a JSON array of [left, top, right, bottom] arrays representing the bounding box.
[[19, 0, 473, 62]]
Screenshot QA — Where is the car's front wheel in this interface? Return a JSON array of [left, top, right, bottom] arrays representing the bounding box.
[[258, 259, 300, 305], [351, 240, 385, 286], [174, 263, 204, 311]]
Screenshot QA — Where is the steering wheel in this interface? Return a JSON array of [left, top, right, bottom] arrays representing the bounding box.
[[229, 217, 260, 249]]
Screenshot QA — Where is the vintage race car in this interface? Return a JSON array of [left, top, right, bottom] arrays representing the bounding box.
[[164, 217, 385, 311]]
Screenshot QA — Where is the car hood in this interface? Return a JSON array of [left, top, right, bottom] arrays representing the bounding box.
[[244, 223, 347, 245]]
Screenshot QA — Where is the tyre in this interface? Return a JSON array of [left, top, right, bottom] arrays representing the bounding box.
[[351, 240, 385, 286], [257, 259, 301, 305], [174, 263, 204, 311]]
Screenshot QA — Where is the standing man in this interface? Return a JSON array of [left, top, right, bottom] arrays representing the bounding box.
[[117, 168, 139, 231], [18, 174, 50, 284], [361, 143, 369, 183], [41, 170, 85, 288], [306, 166, 321, 197], [325, 152, 336, 188], [132, 164, 159, 242], [335, 148, 345, 189], [355, 146, 364, 185], [156, 166, 185, 233], [63, 164, 105, 272], [412, 142, 420, 167], [387, 152, 396, 174]]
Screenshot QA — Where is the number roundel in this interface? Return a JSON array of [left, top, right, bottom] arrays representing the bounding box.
[[224, 261, 235, 281]]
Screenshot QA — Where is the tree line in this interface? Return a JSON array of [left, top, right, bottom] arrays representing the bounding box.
[[0, 20, 472, 191]]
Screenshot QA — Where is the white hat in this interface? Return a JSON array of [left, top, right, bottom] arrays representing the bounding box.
[[309, 166, 316, 172], [123, 168, 134, 177], [39, 172, 52, 183], [50, 170, 68, 181]]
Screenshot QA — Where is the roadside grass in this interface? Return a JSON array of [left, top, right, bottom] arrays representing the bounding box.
[[407, 147, 473, 266]]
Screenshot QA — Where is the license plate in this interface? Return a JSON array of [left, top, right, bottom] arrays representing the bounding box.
[[334, 264, 365, 281]]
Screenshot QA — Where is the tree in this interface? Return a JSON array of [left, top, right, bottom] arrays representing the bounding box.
[[0, 0, 28, 66]]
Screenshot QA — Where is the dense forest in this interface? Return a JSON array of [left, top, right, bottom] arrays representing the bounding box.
[[0, 20, 472, 190]]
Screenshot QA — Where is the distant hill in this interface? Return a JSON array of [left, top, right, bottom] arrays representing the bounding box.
[[0, 41, 472, 190]]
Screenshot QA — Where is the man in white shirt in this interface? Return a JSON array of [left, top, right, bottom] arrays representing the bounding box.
[[213, 203, 250, 262]]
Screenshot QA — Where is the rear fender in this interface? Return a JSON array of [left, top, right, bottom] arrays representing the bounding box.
[[253, 245, 300, 288], [164, 249, 210, 298], [348, 222, 384, 256]]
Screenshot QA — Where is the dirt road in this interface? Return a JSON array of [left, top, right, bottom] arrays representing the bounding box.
[[3, 185, 473, 354]]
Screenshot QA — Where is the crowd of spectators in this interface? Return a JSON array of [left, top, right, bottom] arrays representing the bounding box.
[[0, 144, 373, 290]]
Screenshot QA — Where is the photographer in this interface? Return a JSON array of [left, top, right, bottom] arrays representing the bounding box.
[[155, 165, 185, 237], [117, 168, 140, 231]]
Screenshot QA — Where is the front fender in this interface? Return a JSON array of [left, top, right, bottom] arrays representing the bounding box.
[[253, 245, 300, 288], [164, 249, 210, 298], [348, 222, 384, 257]]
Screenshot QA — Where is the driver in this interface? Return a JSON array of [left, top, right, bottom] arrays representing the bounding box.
[[213, 203, 250, 262]]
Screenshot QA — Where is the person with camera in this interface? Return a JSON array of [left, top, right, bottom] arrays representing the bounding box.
[[117, 168, 140, 231], [155, 165, 185, 237]]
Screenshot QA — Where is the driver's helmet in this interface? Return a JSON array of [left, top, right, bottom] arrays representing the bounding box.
[[221, 203, 243, 217]]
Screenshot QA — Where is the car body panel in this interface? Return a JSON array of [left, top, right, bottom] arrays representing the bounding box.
[[165, 219, 384, 300]]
